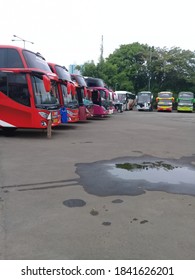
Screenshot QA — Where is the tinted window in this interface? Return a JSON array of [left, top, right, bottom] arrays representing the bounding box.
[[23, 50, 51, 72], [85, 77, 104, 87], [179, 92, 194, 98], [71, 75, 87, 87], [0, 48, 24, 68], [127, 93, 136, 100], [55, 65, 71, 81], [32, 75, 59, 108], [0, 72, 7, 95], [0, 72, 30, 106], [158, 92, 172, 98], [99, 89, 106, 99], [137, 93, 151, 103]]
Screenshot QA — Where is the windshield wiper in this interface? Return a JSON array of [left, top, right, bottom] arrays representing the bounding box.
[[36, 104, 60, 110]]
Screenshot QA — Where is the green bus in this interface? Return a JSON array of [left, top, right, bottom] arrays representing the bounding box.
[[177, 92, 194, 112]]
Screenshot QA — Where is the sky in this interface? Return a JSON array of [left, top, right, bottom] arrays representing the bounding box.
[[1, 0, 195, 68]]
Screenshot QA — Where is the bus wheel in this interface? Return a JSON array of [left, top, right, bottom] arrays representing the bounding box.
[[3, 128, 17, 137]]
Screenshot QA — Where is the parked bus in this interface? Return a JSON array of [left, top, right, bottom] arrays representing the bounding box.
[[177, 91, 194, 112], [156, 91, 174, 112], [136, 91, 153, 111], [115, 91, 136, 111], [0, 45, 61, 134], [71, 74, 94, 119], [84, 77, 114, 116], [48, 63, 79, 122]]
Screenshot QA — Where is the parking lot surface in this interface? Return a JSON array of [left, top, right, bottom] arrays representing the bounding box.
[[0, 111, 195, 259]]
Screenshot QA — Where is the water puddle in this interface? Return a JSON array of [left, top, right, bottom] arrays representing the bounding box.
[[63, 199, 86, 207], [75, 156, 195, 196], [112, 199, 124, 203], [102, 222, 111, 226]]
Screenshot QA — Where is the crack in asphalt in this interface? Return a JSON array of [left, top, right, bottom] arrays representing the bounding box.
[[0, 179, 79, 192]]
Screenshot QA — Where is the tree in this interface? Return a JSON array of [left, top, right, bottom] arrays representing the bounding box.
[[81, 43, 195, 95], [82, 61, 99, 77]]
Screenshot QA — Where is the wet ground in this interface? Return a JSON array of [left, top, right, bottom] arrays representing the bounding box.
[[76, 155, 195, 196]]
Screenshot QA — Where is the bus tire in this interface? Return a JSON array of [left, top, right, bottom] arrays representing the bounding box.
[[3, 128, 17, 137]]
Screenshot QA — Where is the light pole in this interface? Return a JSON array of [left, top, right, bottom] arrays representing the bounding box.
[[11, 35, 34, 48]]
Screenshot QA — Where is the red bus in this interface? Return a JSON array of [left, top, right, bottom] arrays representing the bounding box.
[[0, 45, 61, 134], [71, 74, 94, 119], [48, 63, 79, 123]]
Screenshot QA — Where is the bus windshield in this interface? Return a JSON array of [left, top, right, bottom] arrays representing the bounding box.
[[60, 84, 78, 109], [178, 99, 193, 105], [55, 65, 72, 82], [158, 92, 172, 98], [23, 50, 51, 72], [158, 100, 172, 105], [32, 75, 59, 109], [99, 89, 108, 100], [138, 93, 151, 103], [85, 77, 104, 88], [71, 75, 87, 87], [178, 92, 194, 99], [117, 94, 126, 102]]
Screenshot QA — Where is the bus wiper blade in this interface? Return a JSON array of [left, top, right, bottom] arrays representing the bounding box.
[[46, 105, 60, 110], [36, 105, 60, 110]]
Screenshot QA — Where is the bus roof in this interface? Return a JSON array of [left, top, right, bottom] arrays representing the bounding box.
[[115, 91, 133, 94], [0, 45, 51, 72]]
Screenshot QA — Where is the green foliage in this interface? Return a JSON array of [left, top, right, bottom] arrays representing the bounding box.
[[81, 61, 99, 77], [80, 43, 195, 95]]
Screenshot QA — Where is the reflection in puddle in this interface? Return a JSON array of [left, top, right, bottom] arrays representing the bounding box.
[[116, 161, 176, 171], [75, 156, 195, 196], [109, 161, 194, 185]]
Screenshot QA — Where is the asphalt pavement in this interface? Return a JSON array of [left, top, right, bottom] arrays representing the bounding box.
[[0, 110, 195, 259]]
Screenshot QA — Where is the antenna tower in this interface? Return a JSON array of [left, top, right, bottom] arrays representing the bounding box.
[[100, 35, 104, 62]]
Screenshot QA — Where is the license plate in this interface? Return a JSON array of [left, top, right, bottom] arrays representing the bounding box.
[[52, 118, 58, 123]]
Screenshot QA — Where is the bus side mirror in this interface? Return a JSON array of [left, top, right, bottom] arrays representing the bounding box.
[[43, 75, 51, 92], [67, 81, 72, 94], [98, 91, 101, 100], [87, 89, 92, 98], [84, 87, 87, 97], [71, 83, 76, 95]]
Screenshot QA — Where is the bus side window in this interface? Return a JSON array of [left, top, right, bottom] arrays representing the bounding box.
[[0, 49, 24, 68], [0, 73, 8, 95], [8, 73, 31, 107], [7, 49, 24, 68]]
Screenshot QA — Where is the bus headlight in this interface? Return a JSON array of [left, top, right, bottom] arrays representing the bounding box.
[[39, 112, 49, 119]]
